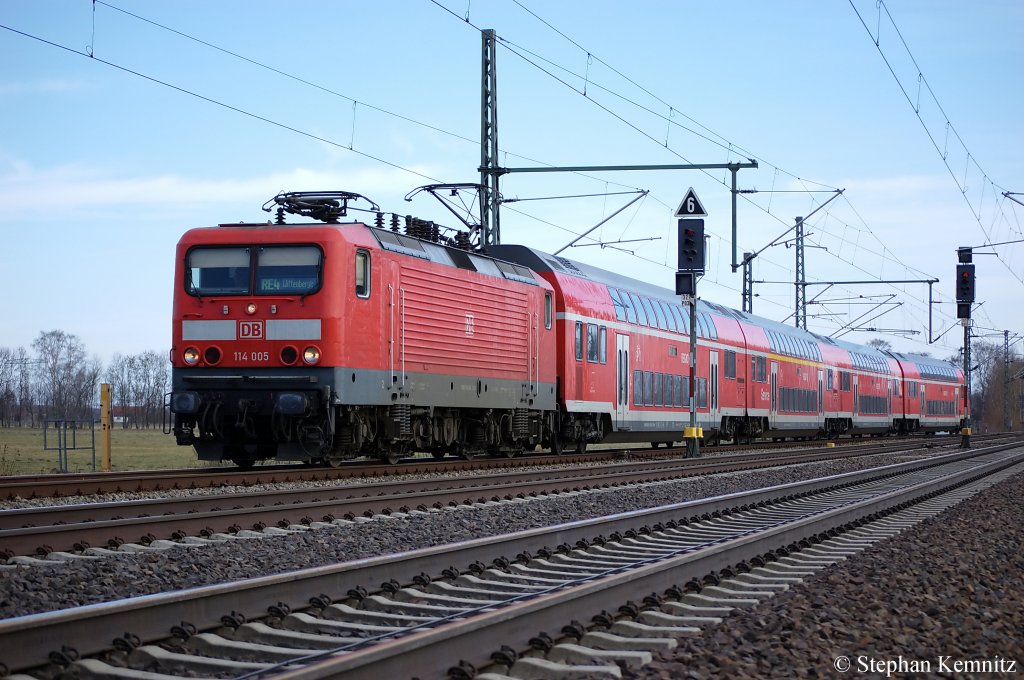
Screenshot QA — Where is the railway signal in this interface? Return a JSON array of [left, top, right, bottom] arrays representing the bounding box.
[[955, 264, 975, 303], [676, 189, 707, 458], [957, 247, 974, 449], [678, 222, 706, 273]]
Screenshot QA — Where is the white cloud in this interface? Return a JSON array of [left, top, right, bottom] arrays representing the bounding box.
[[0, 78, 90, 96], [0, 162, 443, 219]]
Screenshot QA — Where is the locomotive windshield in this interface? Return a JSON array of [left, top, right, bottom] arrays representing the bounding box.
[[255, 245, 321, 294], [186, 245, 322, 296]]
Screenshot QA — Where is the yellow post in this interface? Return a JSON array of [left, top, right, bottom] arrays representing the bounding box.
[[100, 383, 112, 472]]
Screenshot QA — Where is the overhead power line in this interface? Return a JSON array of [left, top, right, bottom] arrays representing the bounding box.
[[847, 0, 1023, 288]]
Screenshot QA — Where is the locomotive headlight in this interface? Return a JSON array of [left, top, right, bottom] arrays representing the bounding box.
[[246, 303, 258, 315], [302, 345, 321, 365], [183, 347, 200, 365]]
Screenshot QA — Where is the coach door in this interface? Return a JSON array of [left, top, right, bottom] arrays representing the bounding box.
[[615, 334, 630, 428], [709, 351, 720, 423], [853, 375, 859, 416], [818, 369, 824, 415], [770, 361, 778, 421]]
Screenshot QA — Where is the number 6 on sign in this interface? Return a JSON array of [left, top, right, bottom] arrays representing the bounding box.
[[674, 187, 708, 218]]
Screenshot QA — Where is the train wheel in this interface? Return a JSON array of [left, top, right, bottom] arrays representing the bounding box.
[[382, 446, 404, 465], [576, 438, 587, 455], [226, 445, 255, 470], [431, 451, 446, 460], [650, 442, 660, 449]]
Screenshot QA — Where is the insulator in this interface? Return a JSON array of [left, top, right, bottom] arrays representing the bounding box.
[[375, 212, 384, 228], [275, 207, 286, 225], [390, 213, 400, 232]]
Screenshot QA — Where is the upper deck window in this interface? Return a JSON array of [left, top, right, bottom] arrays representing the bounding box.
[[186, 245, 322, 297]]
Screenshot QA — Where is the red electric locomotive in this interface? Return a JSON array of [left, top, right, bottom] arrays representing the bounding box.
[[167, 190, 967, 466], [168, 192, 558, 466]]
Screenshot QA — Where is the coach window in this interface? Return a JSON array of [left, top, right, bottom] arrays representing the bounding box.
[[673, 305, 689, 334], [827, 369, 834, 390], [634, 370, 643, 406], [628, 292, 648, 326], [618, 289, 637, 324], [651, 300, 668, 330], [354, 250, 370, 298], [599, 326, 607, 364], [544, 292, 553, 329], [641, 297, 659, 329], [587, 324, 600, 362], [658, 302, 678, 332], [724, 350, 736, 379], [575, 322, 584, 361], [609, 288, 626, 322]]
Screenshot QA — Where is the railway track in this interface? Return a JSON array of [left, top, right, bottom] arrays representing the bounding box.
[[0, 433, 976, 501], [0, 437, 977, 560], [2, 439, 1021, 678]]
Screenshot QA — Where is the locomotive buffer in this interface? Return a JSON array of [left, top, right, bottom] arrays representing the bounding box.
[[675, 188, 707, 458]]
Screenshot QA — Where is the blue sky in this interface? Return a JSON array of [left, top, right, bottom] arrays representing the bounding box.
[[1, 0, 1022, 366]]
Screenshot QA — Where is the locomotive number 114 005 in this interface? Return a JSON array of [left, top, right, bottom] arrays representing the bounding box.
[[233, 351, 270, 362]]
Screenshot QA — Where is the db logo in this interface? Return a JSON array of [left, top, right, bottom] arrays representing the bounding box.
[[239, 321, 264, 339]]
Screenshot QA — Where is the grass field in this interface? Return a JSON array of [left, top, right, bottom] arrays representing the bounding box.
[[0, 427, 203, 475]]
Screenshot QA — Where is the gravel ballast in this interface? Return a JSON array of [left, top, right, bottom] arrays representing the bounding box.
[[0, 451, 944, 618], [624, 467, 1024, 679]]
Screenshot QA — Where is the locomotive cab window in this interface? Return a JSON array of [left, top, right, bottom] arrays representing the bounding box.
[[544, 292, 553, 329], [186, 246, 251, 296], [355, 250, 370, 298], [256, 245, 322, 295]]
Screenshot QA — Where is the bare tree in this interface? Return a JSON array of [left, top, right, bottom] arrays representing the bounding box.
[[0, 347, 13, 427], [139, 351, 169, 429], [106, 354, 133, 429], [15, 347, 34, 427], [105, 350, 170, 428], [31, 330, 102, 422], [866, 338, 893, 353]]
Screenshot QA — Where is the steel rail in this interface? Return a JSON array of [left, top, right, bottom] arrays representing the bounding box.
[[1, 432, 989, 500], [0, 439, 967, 556], [0, 436, 949, 526], [285, 447, 1024, 680], [1, 440, 1019, 673]]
